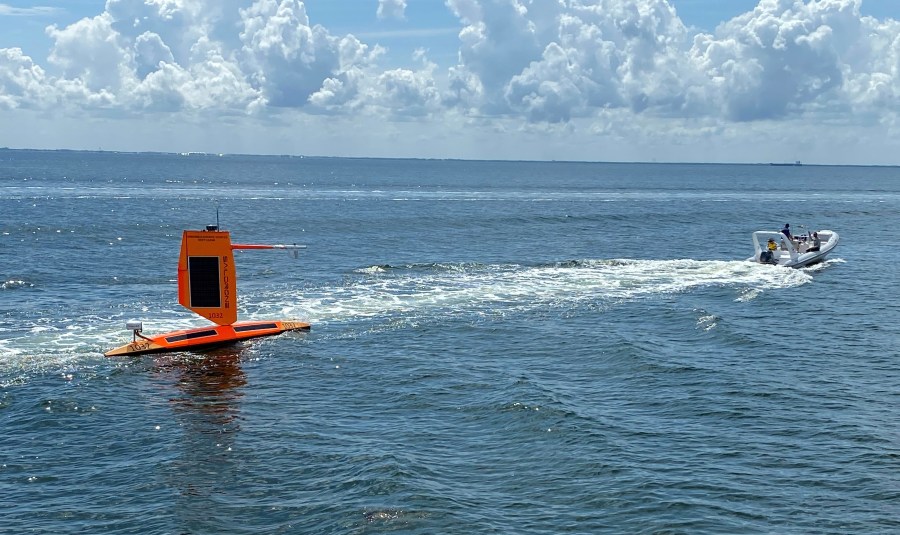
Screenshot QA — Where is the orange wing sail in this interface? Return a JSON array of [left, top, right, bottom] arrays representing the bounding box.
[[177, 230, 238, 325]]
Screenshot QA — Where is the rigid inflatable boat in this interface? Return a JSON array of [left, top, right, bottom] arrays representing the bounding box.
[[748, 228, 839, 268]]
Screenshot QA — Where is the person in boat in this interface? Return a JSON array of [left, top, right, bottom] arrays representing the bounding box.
[[761, 238, 777, 263], [781, 223, 793, 241], [780, 223, 800, 251], [807, 232, 821, 252]]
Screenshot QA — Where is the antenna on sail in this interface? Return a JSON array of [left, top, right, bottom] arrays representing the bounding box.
[[206, 203, 221, 232]]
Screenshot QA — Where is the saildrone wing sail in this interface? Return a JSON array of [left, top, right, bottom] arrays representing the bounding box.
[[177, 230, 238, 325]]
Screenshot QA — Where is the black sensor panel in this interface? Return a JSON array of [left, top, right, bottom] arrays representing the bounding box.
[[188, 256, 220, 308]]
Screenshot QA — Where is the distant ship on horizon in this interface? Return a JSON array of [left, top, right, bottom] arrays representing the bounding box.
[[769, 160, 802, 166]]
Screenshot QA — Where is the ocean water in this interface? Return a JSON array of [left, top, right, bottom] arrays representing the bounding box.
[[1, 149, 898, 534]]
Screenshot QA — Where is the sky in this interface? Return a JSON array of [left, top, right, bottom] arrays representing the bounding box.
[[1, 0, 900, 164]]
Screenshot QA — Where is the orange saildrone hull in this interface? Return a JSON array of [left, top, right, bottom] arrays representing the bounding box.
[[105, 320, 310, 357]]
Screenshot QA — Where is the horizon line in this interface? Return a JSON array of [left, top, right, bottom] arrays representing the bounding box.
[[1, 146, 895, 168]]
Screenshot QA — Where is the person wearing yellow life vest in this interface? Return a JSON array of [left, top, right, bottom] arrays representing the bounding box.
[[761, 238, 778, 264]]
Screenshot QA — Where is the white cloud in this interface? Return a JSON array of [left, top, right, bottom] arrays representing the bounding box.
[[174, 36, 260, 110], [239, 0, 387, 109], [444, 0, 708, 120], [499, 1, 691, 122], [505, 43, 584, 122], [446, 0, 549, 112], [375, 67, 441, 115], [377, 0, 407, 20], [0, 48, 52, 109], [439, 0, 900, 132], [308, 46, 439, 118], [2, 0, 900, 162], [691, 0, 850, 121], [46, 13, 129, 93], [0, 4, 59, 16], [133, 31, 175, 79], [370, 50, 441, 116]]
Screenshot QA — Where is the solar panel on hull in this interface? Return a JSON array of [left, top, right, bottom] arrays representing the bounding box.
[[234, 323, 278, 332], [188, 256, 220, 308], [165, 329, 219, 343]]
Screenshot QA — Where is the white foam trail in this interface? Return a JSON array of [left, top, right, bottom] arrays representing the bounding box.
[[0, 306, 215, 383], [259, 258, 812, 325], [0, 258, 815, 377], [801, 257, 844, 272]]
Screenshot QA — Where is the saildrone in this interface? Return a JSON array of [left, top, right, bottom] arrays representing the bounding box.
[[105, 225, 309, 357]]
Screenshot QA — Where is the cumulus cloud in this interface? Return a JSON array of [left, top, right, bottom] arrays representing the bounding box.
[[308, 46, 441, 119], [371, 50, 441, 116], [504, 43, 583, 122], [0, 48, 52, 109], [443, 0, 731, 122], [692, 0, 857, 120], [500, 1, 690, 122], [377, 0, 407, 20], [134, 31, 175, 79], [1, 0, 900, 139], [446, 0, 549, 112], [238, 0, 381, 108], [1, 0, 384, 114], [439, 0, 900, 128], [46, 13, 129, 93]]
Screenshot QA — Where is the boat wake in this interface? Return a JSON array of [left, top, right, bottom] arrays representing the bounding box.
[[264, 257, 814, 327], [0, 258, 817, 381]]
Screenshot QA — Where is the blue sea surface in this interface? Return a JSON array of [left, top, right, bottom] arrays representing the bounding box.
[[1, 150, 898, 533]]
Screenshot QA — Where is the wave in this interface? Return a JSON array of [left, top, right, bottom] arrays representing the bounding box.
[[1, 279, 33, 290], [353, 261, 492, 274]]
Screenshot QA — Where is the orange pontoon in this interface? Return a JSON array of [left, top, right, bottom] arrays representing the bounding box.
[[105, 226, 309, 357]]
